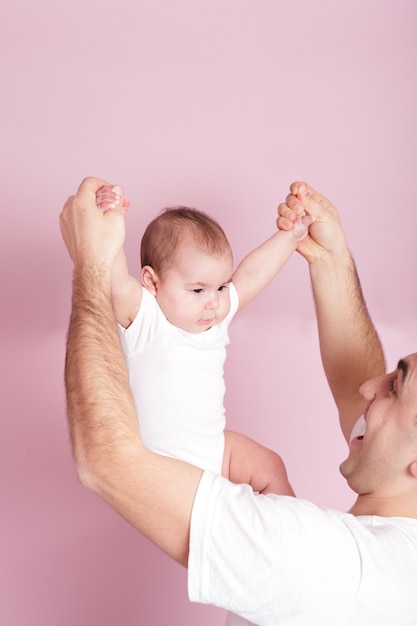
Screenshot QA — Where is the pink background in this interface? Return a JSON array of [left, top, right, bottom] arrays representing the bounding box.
[[2, 1, 417, 624]]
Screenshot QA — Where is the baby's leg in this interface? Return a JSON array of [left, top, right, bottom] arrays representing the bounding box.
[[222, 430, 295, 496]]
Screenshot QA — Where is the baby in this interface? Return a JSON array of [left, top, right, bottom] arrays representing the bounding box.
[[97, 185, 310, 495]]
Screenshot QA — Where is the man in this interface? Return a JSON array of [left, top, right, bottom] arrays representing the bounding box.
[[60, 178, 417, 625]]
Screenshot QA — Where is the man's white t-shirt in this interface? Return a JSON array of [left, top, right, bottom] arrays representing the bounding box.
[[189, 472, 417, 626]]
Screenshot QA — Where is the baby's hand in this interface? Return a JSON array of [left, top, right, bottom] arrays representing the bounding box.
[[96, 185, 130, 216], [293, 213, 314, 241], [278, 188, 313, 241]]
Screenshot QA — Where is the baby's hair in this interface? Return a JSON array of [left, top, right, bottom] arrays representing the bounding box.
[[140, 206, 232, 274]]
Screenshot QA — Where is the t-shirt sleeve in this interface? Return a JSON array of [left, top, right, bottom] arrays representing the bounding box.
[[228, 282, 239, 318], [188, 472, 361, 625], [117, 288, 161, 356]]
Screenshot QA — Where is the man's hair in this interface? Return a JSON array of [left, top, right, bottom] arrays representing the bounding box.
[[140, 206, 232, 275]]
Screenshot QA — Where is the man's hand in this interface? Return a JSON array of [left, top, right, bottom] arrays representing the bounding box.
[[60, 177, 127, 270], [277, 182, 348, 263]]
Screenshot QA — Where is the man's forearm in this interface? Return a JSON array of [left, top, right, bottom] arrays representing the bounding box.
[[309, 250, 385, 441], [275, 181, 386, 441], [65, 263, 139, 478], [65, 263, 201, 565]]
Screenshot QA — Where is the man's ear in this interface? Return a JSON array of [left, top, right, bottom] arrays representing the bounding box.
[[142, 265, 159, 295]]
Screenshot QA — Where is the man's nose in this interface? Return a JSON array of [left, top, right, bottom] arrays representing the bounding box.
[[359, 374, 385, 401]]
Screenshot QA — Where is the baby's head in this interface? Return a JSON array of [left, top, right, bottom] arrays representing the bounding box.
[[141, 206, 232, 274], [141, 207, 234, 333]]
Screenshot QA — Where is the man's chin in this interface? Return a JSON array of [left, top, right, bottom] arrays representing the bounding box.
[[339, 456, 352, 480]]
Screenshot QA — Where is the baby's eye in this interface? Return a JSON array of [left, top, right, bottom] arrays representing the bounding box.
[[192, 288, 204, 294], [218, 285, 228, 292]]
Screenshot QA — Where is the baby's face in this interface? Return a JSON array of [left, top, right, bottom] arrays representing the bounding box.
[[155, 246, 233, 333]]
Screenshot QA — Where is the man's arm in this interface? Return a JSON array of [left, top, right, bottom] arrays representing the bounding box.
[[60, 178, 203, 565], [233, 215, 311, 311], [277, 182, 386, 442]]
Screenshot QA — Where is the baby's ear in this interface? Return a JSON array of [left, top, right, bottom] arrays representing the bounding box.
[[141, 266, 158, 294], [408, 460, 417, 479]]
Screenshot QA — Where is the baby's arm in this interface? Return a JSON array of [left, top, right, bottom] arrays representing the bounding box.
[[96, 186, 142, 328], [232, 213, 312, 311]]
